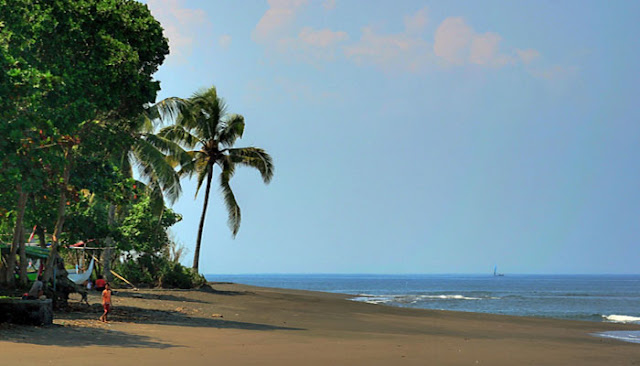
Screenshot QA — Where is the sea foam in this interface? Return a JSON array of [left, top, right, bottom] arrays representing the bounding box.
[[603, 314, 640, 324], [593, 331, 640, 344], [350, 294, 487, 305]]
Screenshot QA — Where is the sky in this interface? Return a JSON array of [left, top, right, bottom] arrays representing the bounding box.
[[140, 0, 640, 275]]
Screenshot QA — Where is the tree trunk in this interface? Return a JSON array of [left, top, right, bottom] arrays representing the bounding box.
[[0, 256, 6, 285], [37, 225, 46, 248], [5, 184, 28, 287], [18, 225, 28, 286], [43, 152, 72, 283], [103, 204, 116, 282], [193, 166, 214, 271]]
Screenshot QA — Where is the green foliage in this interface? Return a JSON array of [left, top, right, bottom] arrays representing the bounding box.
[[62, 196, 113, 245], [113, 255, 205, 289], [0, 0, 170, 249], [109, 193, 209, 288], [158, 261, 206, 289], [0, 0, 169, 176], [0, 0, 212, 289], [118, 195, 181, 254]]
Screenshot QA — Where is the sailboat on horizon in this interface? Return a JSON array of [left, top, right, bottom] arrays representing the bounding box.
[[493, 265, 504, 277]]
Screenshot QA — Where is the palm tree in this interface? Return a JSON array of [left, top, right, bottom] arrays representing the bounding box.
[[159, 86, 274, 271]]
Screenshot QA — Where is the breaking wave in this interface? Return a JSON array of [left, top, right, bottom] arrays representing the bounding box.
[[602, 314, 640, 324], [351, 293, 495, 305]]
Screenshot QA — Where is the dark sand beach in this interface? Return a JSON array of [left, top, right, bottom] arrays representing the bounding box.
[[1, 283, 639, 365]]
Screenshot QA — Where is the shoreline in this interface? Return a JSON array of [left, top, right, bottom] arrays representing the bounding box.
[[224, 282, 640, 326], [207, 273, 640, 325], [0, 282, 639, 365]]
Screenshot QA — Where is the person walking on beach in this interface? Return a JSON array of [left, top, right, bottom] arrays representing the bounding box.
[[100, 283, 112, 322]]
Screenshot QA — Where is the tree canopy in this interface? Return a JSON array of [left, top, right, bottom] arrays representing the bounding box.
[[0, 0, 198, 289]]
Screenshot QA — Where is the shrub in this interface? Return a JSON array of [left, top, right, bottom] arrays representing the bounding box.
[[113, 255, 205, 289]]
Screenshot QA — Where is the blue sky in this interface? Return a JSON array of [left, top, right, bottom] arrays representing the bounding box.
[[142, 0, 640, 274]]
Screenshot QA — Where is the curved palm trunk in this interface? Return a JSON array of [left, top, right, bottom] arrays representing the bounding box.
[[193, 165, 214, 271]]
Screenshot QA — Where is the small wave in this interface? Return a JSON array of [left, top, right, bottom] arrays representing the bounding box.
[[593, 331, 640, 344], [350, 293, 491, 305], [603, 314, 640, 324], [420, 294, 482, 300], [350, 296, 394, 305]]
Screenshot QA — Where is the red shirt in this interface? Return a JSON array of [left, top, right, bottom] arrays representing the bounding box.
[[95, 279, 106, 288], [102, 289, 111, 305]]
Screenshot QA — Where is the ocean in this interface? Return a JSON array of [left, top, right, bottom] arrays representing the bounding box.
[[205, 273, 640, 325]]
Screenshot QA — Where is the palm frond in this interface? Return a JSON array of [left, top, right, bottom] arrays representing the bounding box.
[[228, 147, 274, 184], [143, 133, 192, 167], [146, 97, 190, 126], [182, 87, 226, 141], [219, 156, 240, 236], [218, 154, 237, 183], [194, 163, 213, 198], [177, 150, 207, 178], [218, 114, 245, 148], [121, 151, 134, 179], [158, 125, 201, 149], [134, 180, 165, 216], [132, 138, 182, 204], [128, 113, 154, 134]]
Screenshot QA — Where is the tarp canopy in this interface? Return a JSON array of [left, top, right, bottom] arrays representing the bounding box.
[[0, 244, 49, 259]]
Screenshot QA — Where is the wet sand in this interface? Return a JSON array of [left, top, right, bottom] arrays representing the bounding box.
[[1, 283, 639, 365]]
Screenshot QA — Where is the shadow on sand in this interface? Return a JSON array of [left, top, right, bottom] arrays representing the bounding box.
[[1, 303, 303, 348], [0, 324, 176, 349], [56, 303, 304, 331], [110, 285, 250, 303], [113, 291, 210, 304]]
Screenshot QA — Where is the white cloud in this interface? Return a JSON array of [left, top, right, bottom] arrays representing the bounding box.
[[344, 26, 431, 73], [250, 4, 546, 75], [252, 0, 309, 43], [404, 7, 428, 35], [470, 32, 514, 67], [344, 7, 433, 73], [298, 27, 348, 48], [219, 34, 232, 49], [277, 27, 348, 63], [146, 0, 209, 64], [433, 17, 473, 65], [434, 17, 521, 68], [253, 1, 347, 63]]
